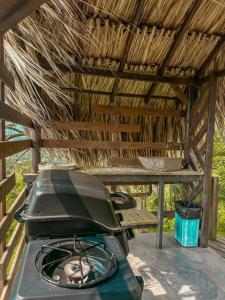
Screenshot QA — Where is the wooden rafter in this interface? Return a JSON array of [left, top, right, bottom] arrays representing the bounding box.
[[195, 35, 225, 79], [0, 0, 48, 33], [110, 0, 144, 103], [41, 139, 183, 151], [61, 87, 178, 100], [40, 61, 195, 85], [170, 84, 188, 106], [145, 0, 204, 104], [51, 121, 141, 133], [95, 105, 186, 117]]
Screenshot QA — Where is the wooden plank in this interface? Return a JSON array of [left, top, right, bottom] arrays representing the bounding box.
[[41, 139, 182, 151], [199, 141, 207, 156], [208, 177, 219, 241], [186, 182, 203, 201], [0, 0, 48, 33], [0, 102, 32, 128], [156, 181, 165, 249], [195, 35, 225, 78], [95, 105, 186, 117], [145, 0, 203, 103], [201, 73, 217, 248], [190, 104, 207, 135], [170, 84, 188, 106], [52, 121, 141, 133], [191, 122, 207, 148], [208, 241, 225, 254], [0, 223, 23, 288], [184, 86, 195, 161], [0, 173, 16, 204], [117, 209, 158, 229], [0, 188, 27, 244], [0, 62, 15, 91], [0, 235, 25, 300], [216, 237, 225, 246], [192, 144, 205, 169], [0, 139, 32, 159]]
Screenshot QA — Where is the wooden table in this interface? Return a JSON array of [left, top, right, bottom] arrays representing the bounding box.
[[83, 167, 204, 249]]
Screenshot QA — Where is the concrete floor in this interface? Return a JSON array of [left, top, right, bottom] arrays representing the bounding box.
[[128, 233, 225, 300]]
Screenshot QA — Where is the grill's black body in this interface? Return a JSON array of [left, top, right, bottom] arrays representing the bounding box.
[[11, 170, 143, 299], [10, 236, 143, 300]]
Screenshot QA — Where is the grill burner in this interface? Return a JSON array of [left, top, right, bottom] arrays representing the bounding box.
[[35, 236, 118, 289]]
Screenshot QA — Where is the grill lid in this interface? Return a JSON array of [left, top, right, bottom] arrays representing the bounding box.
[[24, 170, 121, 233]]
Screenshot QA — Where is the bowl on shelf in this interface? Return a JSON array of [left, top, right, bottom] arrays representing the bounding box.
[[138, 157, 182, 172]]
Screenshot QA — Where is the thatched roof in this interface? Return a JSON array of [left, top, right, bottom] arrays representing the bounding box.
[[3, 0, 225, 166]]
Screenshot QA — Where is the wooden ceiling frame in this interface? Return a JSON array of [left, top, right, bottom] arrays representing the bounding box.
[[0, 0, 49, 33], [195, 36, 225, 79], [144, 0, 204, 104]]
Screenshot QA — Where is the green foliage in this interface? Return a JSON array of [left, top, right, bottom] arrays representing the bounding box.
[[5, 161, 31, 243], [213, 133, 225, 200]]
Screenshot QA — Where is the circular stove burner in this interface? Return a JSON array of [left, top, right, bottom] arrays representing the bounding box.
[[35, 237, 118, 289], [64, 258, 91, 283]]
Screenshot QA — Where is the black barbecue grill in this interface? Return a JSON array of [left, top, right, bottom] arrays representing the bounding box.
[[11, 170, 143, 300]]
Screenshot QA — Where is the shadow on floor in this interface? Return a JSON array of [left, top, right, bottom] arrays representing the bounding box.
[[128, 233, 225, 300]]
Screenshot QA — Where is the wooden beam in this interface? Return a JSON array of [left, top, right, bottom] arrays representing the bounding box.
[[145, 0, 203, 103], [208, 176, 219, 241], [61, 87, 178, 100], [0, 101, 32, 128], [52, 121, 141, 133], [170, 84, 188, 106], [40, 61, 195, 85], [201, 68, 225, 83], [41, 139, 183, 151], [0, 61, 15, 91], [0, 0, 48, 33], [110, 0, 144, 103], [195, 35, 225, 78], [201, 73, 217, 247], [95, 105, 186, 117], [0, 139, 32, 159], [31, 128, 41, 174], [0, 173, 15, 203]]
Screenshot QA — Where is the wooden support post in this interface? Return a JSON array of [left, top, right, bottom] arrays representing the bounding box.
[[111, 114, 120, 192], [208, 177, 219, 241], [31, 127, 41, 174], [156, 181, 165, 249], [0, 34, 6, 292], [201, 73, 217, 247]]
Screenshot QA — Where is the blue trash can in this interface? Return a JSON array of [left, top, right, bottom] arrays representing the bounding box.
[[175, 201, 202, 247]]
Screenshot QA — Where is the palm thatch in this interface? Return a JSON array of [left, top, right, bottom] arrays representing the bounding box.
[[3, 0, 225, 166]]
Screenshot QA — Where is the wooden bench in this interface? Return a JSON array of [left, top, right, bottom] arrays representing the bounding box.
[[117, 209, 159, 229]]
